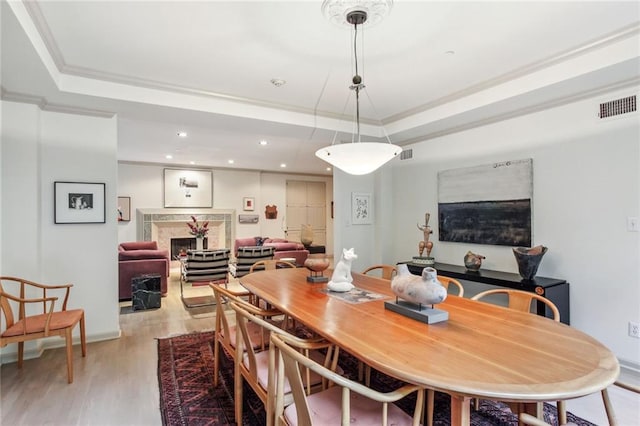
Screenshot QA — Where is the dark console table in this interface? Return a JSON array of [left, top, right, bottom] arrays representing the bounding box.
[[403, 261, 570, 325]]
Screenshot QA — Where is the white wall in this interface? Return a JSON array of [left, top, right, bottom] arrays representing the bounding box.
[[117, 163, 334, 254], [335, 88, 640, 368], [1, 100, 120, 363]]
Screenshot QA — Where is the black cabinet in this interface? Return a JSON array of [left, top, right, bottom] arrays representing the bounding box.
[[403, 261, 570, 325]]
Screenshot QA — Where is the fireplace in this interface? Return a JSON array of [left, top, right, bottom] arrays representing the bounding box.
[[171, 237, 208, 258], [137, 209, 234, 258]]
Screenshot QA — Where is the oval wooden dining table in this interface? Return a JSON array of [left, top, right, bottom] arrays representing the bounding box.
[[240, 268, 619, 425]]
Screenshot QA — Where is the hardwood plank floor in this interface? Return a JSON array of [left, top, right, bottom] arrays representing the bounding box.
[[1, 268, 638, 425]]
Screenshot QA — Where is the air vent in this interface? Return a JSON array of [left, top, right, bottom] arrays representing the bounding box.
[[599, 95, 636, 119], [400, 149, 413, 160]]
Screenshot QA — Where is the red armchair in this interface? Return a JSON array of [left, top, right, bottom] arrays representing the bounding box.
[[118, 241, 170, 300]]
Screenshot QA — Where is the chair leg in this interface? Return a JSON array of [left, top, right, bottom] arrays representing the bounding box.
[[65, 327, 74, 383], [80, 313, 87, 357], [17, 341, 24, 368], [234, 363, 243, 424], [601, 388, 617, 426], [213, 339, 220, 387]]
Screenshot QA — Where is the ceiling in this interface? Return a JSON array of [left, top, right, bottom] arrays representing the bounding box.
[[2, 1, 639, 175]]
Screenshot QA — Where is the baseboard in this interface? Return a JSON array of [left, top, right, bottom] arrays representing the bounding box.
[[0, 329, 122, 365], [619, 358, 640, 375]]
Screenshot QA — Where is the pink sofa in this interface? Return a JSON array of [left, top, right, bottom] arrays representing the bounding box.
[[118, 241, 170, 300], [234, 237, 309, 266]]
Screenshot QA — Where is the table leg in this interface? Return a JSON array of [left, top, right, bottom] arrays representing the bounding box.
[[450, 395, 472, 426]]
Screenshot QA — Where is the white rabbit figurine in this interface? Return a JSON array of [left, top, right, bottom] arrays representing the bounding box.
[[327, 248, 357, 292]]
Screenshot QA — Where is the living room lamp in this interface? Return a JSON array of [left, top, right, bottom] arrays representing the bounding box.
[[315, 5, 401, 175]]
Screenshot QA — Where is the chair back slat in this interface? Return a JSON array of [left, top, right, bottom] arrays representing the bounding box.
[[437, 275, 464, 297], [362, 264, 397, 280], [471, 288, 560, 321]]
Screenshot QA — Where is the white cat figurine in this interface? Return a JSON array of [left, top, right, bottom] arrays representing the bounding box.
[[327, 248, 358, 292]]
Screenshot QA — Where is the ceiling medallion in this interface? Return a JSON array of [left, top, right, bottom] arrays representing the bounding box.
[[321, 0, 393, 28]]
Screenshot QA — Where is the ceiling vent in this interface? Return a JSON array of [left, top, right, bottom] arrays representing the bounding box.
[[400, 149, 413, 160], [598, 95, 636, 119]]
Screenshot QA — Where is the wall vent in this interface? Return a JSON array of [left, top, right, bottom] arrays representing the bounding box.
[[599, 95, 636, 119], [400, 149, 413, 160]]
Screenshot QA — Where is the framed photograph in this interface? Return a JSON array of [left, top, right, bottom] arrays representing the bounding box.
[[351, 192, 372, 225], [243, 197, 255, 211], [164, 169, 212, 208], [54, 181, 106, 224], [117, 196, 131, 222], [239, 214, 259, 224]]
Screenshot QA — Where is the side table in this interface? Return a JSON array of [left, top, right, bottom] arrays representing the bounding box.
[[132, 274, 161, 310]]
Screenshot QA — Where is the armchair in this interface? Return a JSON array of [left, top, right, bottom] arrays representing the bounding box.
[[118, 241, 170, 300], [0, 276, 86, 383]]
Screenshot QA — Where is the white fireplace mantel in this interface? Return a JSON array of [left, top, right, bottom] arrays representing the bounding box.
[[136, 209, 235, 252]]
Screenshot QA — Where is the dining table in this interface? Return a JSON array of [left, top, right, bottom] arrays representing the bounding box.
[[240, 267, 619, 425]]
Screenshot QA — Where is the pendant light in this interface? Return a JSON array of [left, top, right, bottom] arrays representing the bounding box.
[[315, 7, 401, 175]]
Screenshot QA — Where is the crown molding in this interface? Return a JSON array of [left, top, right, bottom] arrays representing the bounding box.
[[1, 86, 115, 118], [394, 76, 640, 146]]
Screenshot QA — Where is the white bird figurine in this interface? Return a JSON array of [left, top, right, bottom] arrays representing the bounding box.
[[391, 264, 447, 306]]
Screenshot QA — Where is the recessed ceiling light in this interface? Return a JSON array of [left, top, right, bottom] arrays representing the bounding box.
[[177, 131, 187, 137], [326, 167, 332, 171], [165, 154, 173, 159], [280, 163, 287, 168], [228, 159, 235, 164], [444, 50, 455, 55], [270, 78, 286, 87], [259, 140, 268, 146], [189, 161, 195, 165]]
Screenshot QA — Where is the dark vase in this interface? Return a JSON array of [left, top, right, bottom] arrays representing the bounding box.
[[512, 245, 548, 280]]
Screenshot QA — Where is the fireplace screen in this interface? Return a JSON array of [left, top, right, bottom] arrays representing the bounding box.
[[171, 238, 207, 258]]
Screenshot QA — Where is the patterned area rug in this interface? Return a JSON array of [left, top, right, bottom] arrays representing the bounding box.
[[157, 331, 596, 426]]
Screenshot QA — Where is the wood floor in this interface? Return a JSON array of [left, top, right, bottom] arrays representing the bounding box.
[[1, 269, 639, 425]]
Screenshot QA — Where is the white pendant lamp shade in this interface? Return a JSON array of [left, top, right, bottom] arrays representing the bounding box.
[[316, 4, 400, 176], [316, 142, 401, 175]]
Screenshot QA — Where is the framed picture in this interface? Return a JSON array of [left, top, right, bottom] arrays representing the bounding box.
[[239, 214, 259, 224], [117, 196, 131, 222], [243, 197, 255, 211], [351, 192, 372, 225], [54, 181, 106, 224], [164, 169, 212, 208]]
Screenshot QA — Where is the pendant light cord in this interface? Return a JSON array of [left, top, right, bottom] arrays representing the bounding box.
[[353, 22, 361, 142]]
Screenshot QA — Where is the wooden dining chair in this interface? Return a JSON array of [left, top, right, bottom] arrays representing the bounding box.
[[470, 289, 563, 422], [362, 264, 397, 280], [229, 298, 342, 425], [209, 283, 281, 387], [249, 259, 297, 274], [436, 275, 464, 296], [0, 276, 86, 384], [519, 379, 639, 426], [270, 332, 425, 426]]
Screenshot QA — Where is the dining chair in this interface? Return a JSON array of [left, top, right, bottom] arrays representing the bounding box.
[[229, 298, 342, 425], [249, 259, 297, 273], [270, 332, 425, 426], [470, 289, 562, 422], [210, 283, 281, 387], [362, 264, 397, 280], [436, 275, 464, 296], [519, 379, 640, 426], [0, 276, 86, 383]]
